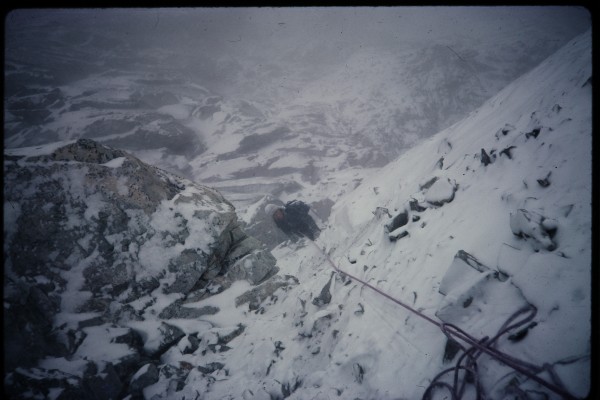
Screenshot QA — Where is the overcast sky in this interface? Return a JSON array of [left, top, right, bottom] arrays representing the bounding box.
[[5, 7, 591, 98], [7, 7, 590, 57]]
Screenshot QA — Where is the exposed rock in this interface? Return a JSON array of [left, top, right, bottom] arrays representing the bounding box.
[[214, 324, 246, 344], [180, 334, 201, 355], [537, 171, 552, 188], [525, 127, 541, 139], [437, 260, 532, 340], [442, 338, 462, 363], [384, 210, 409, 233], [3, 139, 279, 398], [353, 363, 365, 384], [373, 206, 392, 218], [158, 300, 219, 319], [439, 250, 507, 296], [197, 362, 226, 375], [409, 199, 427, 212], [424, 178, 457, 207], [509, 209, 557, 251], [312, 273, 334, 307], [148, 322, 186, 358], [235, 274, 299, 310], [3, 279, 66, 371], [388, 228, 409, 242], [227, 250, 279, 285], [419, 176, 439, 191], [499, 145, 517, 159], [481, 148, 492, 166], [82, 361, 123, 400], [495, 123, 515, 140], [129, 363, 159, 396], [164, 249, 209, 295]]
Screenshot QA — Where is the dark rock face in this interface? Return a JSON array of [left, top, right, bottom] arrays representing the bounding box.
[[130, 363, 160, 396], [3, 139, 278, 398], [312, 273, 334, 307], [385, 210, 409, 233]]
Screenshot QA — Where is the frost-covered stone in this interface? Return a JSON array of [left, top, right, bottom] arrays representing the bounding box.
[[235, 274, 300, 309], [509, 209, 557, 251], [129, 363, 159, 395], [228, 250, 279, 285], [388, 228, 409, 241], [384, 209, 409, 233], [439, 250, 500, 295], [424, 177, 457, 206], [437, 268, 532, 339]]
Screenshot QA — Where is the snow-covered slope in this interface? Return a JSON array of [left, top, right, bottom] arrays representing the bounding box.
[[4, 9, 591, 248], [132, 29, 590, 400], [3, 11, 592, 400]]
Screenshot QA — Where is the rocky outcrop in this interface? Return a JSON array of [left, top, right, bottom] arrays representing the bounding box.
[[3, 139, 278, 399]]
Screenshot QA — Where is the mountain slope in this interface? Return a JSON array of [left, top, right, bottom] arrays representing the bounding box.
[[153, 29, 591, 400], [2, 14, 592, 400], [3, 139, 282, 399], [4, 9, 591, 250]]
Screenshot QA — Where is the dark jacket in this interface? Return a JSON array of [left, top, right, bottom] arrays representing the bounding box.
[[274, 200, 320, 241]]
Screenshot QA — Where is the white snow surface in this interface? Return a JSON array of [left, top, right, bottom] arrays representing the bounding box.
[[137, 31, 591, 399], [4, 21, 591, 400]]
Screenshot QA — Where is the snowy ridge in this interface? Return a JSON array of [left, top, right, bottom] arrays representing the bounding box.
[[2, 12, 592, 400], [316, 29, 591, 398], [155, 30, 591, 400]]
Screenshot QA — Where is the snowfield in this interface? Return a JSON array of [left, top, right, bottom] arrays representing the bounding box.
[[137, 30, 591, 399], [3, 9, 592, 400]]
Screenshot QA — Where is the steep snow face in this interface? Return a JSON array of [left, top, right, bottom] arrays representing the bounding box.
[[316, 29, 592, 398], [133, 30, 591, 400]]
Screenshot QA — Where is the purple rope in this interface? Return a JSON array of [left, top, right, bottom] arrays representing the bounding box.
[[309, 240, 579, 400]]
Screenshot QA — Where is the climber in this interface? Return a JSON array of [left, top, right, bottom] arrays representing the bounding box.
[[265, 200, 320, 241]]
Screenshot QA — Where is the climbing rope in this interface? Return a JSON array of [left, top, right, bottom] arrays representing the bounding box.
[[308, 239, 579, 400]]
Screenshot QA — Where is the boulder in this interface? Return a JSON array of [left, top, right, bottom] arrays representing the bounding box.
[[384, 210, 409, 233], [235, 275, 300, 309], [424, 178, 457, 207], [509, 209, 557, 251], [129, 363, 159, 396], [439, 250, 507, 296], [437, 251, 532, 341]]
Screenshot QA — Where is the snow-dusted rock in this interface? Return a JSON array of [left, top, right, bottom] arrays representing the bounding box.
[[227, 243, 279, 285], [130, 363, 160, 396], [509, 208, 558, 251], [438, 250, 507, 296], [311, 272, 334, 307], [424, 177, 457, 207], [384, 209, 409, 233], [3, 138, 278, 398], [235, 274, 299, 310]]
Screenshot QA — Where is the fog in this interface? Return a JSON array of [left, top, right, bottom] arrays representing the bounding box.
[[6, 7, 590, 99], [4, 6, 592, 201]]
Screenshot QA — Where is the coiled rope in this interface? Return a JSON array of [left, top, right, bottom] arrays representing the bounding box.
[[308, 239, 578, 399]]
